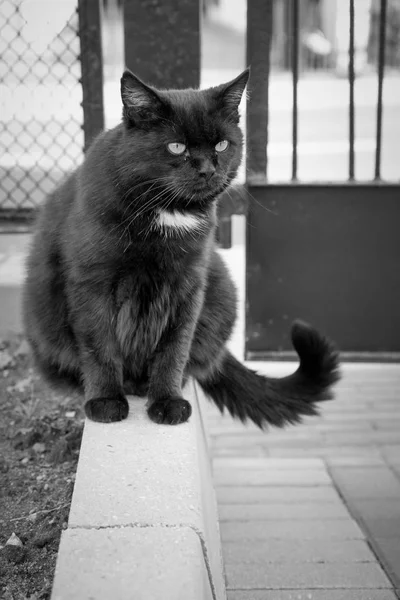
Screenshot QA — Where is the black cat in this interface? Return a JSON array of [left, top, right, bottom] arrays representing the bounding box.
[[23, 69, 339, 426]]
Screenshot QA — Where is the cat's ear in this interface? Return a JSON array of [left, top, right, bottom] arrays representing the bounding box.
[[121, 70, 166, 125], [211, 68, 250, 122]]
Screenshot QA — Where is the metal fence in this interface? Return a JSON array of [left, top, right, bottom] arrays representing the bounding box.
[[246, 0, 400, 183], [216, 0, 400, 247], [2, 0, 399, 229], [244, 0, 400, 357], [0, 0, 103, 224], [267, 0, 400, 72]]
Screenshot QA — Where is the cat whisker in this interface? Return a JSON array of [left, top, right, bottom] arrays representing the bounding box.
[[118, 176, 174, 211], [117, 183, 180, 243], [237, 184, 277, 217], [118, 177, 171, 212], [116, 192, 167, 244], [112, 181, 178, 237], [109, 181, 169, 236]]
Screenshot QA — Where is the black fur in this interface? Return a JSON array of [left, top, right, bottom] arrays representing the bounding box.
[[199, 321, 340, 429], [23, 69, 340, 427]]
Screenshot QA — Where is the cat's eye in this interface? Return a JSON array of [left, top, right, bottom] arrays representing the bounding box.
[[167, 142, 186, 155], [215, 140, 229, 153]]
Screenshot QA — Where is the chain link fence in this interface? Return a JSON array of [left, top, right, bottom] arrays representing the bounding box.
[[0, 0, 84, 220]]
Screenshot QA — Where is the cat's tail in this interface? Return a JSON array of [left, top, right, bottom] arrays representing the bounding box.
[[197, 320, 340, 430]]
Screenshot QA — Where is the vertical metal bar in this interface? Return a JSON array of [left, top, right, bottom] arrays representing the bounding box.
[[246, 0, 273, 183], [349, 0, 355, 181], [375, 0, 388, 180], [77, 0, 105, 152], [123, 0, 200, 89], [291, 0, 299, 181]]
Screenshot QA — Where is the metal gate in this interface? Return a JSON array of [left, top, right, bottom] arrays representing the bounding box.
[[0, 0, 104, 227], [244, 0, 400, 359]]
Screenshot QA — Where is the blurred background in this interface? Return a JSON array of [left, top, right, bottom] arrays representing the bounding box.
[[0, 0, 399, 355], [1, 0, 399, 203]]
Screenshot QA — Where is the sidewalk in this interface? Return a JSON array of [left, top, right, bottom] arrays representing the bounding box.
[[202, 362, 400, 598]]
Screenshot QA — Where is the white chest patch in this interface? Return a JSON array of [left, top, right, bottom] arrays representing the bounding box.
[[157, 209, 204, 234]]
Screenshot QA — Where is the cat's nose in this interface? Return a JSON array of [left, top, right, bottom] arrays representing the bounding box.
[[198, 160, 216, 181]]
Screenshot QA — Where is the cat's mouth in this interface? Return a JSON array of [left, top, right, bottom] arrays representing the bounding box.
[[157, 178, 231, 212], [189, 178, 230, 201]]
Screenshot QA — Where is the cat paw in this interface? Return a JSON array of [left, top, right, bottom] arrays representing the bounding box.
[[147, 397, 192, 425], [84, 396, 129, 423]]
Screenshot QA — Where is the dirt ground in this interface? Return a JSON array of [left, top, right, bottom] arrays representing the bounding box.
[[0, 335, 84, 600]]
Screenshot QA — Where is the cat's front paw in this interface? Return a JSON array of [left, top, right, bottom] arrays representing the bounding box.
[[85, 396, 129, 423], [147, 397, 192, 425]]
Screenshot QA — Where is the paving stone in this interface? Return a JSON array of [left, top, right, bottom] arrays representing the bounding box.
[[220, 520, 365, 541], [212, 446, 266, 457], [329, 467, 400, 499], [362, 518, 400, 539], [264, 445, 339, 455], [212, 434, 324, 448], [326, 457, 387, 467], [218, 502, 350, 521], [382, 446, 400, 463], [368, 389, 397, 403], [320, 413, 400, 422], [213, 469, 331, 487], [225, 562, 391, 590], [227, 591, 398, 600], [366, 396, 400, 404], [209, 364, 400, 597], [373, 538, 400, 589], [268, 447, 382, 458], [368, 410, 400, 420], [209, 426, 262, 436], [213, 458, 326, 470], [317, 405, 371, 415], [265, 429, 329, 440], [322, 432, 400, 446], [223, 539, 376, 564], [314, 424, 380, 435], [350, 500, 400, 520], [216, 486, 343, 504], [374, 419, 400, 431], [299, 422, 376, 433]]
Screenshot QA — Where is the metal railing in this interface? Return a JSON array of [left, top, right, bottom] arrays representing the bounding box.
[[0, 0, 103, 224], [246, 0, 399, 184], [2, 0, 398, 232]]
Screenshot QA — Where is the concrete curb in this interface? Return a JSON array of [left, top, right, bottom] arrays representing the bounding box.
[[51, 381, 226, 600]]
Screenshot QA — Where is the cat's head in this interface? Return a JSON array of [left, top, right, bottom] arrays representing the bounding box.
[[117, 69, 249, 208]]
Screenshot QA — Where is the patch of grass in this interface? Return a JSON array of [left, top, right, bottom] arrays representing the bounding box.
[[0, 335, 84, 600]]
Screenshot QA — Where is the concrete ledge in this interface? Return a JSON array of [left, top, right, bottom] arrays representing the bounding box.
[[51, 527, 213, 600], [51, 381, 226, 600]]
